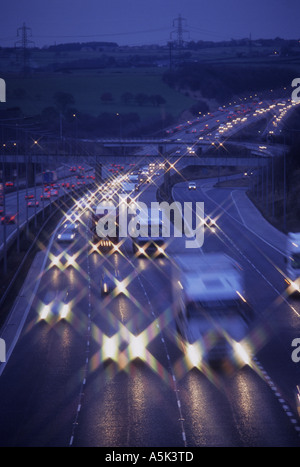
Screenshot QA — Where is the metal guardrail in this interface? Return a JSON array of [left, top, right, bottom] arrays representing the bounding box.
[[0, 178, 95, 264]]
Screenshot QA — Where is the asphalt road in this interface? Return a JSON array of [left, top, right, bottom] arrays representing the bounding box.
[[0, 175, 299, 446], [0, 98, 298, 447]]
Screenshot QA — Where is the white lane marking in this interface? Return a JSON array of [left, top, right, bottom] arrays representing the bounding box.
[[68, 211, 93, 447], [124, 241, 188, 447], [173, 186, 300, 438], [179, 183, 300, 318], [256, 359, 300, 437], [231, 190, 246, 226], [177, 181, 285, 256], [201, 185, 285, 256]]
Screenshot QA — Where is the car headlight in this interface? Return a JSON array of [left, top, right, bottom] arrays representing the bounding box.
[[116, 281, 126, 294], [234, 342, 250, 365], [186, 343, 201, 367], [40, 305, 50, 320], [291, 281, 300, 292], [60, 304, 69, 319]]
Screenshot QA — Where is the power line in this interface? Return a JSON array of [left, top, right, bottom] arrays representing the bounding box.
[[15, 23, 35, 74], [170, 14, 189, 48], [34, 27, 170, 40]]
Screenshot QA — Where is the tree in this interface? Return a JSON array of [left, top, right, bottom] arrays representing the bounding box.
[[121, 92, 134, 105], [149, 95, 166, 107], [101, 92, 114, 104], [154, 95, 166, 106], [189, 100, 210, 116], [135, 93, 149, 106], [53, 91, 75, 113]]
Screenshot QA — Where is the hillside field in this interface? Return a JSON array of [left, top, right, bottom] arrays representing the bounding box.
[[3, 68, 195, 119]]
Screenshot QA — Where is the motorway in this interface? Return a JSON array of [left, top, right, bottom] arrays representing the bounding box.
[[0, 176, 299, 446], [0, 166, 94, 256], [0, 98, 299, 447]]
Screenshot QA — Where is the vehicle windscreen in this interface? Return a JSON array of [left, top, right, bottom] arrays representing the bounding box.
[[187, 300, 241, 319], [63, 227, 75, 234]]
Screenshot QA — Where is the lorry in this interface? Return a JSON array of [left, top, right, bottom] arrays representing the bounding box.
[[285, 232, 300, 294], [171, 253, 253, 368], [43, 170, 57, 186], [128, 174, 139, 184]]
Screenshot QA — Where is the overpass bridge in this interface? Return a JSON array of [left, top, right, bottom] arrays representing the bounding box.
[[0, 152, 269, 167], [0, 137, 274, 182], [0, 154, 269, 185]]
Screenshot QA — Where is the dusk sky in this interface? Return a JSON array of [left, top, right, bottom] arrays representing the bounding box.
[[0, 0, 299, 47]]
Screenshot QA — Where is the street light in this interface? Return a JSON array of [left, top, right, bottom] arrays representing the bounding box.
[[116, 113, 122, 139]]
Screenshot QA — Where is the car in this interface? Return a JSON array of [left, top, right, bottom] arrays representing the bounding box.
[[25, 194, 34, 200], [39, 291, 71, 321], [100, 271, 122, 296], [102, 189, 114, 199], [1, 214, 16, 224], [63, 220, 79, 231], [205, 218, 217, 233], [27, 200, 39, 207], [101, 273, 116, 296], [41, 193, 51, 200], [5, 181, 14, 188], [188, 182, 196, 190], [78, 199, 89, 208], [63, 213, 80, 229], [56, 227, 76, 243], [50, 190, 59, 196]]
